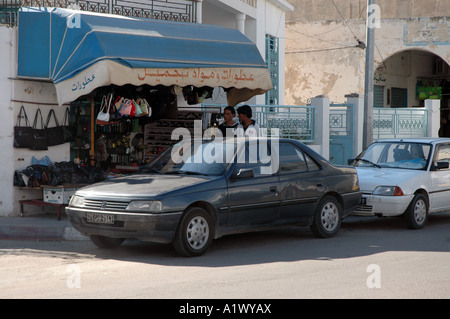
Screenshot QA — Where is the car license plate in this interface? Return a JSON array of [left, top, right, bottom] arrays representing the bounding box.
[[360, 197, 367, 205], [86, 213, 115, 225]]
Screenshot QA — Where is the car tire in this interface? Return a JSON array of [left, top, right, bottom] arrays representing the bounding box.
[[173, 207, 214, 257], [90, 235, 124, 249], [404, 193, 428, 229], [310, 196, 342, 238]]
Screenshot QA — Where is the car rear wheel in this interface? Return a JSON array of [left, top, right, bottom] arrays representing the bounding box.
[[310, 196, 341, 238], [90, 235, 124, 248], [173, 207, 213, 257], [404, 193, 428, 229]]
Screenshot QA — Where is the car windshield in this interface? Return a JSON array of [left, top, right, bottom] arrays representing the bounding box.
[[355, 142, 431, 170], [141, 140, 235, 176]]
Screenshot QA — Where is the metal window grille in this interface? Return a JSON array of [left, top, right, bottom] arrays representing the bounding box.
[[265, 34, 279, 106]]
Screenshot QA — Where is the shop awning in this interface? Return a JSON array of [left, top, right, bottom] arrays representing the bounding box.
[[17, 7, 272, 106]]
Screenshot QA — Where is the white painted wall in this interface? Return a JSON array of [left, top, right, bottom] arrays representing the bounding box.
[[0, 26, 71, 217], [0, 27, 15, 216]]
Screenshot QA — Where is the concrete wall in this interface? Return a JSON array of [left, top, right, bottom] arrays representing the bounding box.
[[285, 16, 450, 106], [0, 27, 15, 216], [286, 0, 450, 21]]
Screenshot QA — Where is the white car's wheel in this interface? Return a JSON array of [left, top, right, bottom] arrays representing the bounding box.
[[404, 193, 428, 229]]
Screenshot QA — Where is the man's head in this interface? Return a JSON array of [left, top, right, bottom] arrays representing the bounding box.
[[223, 106, 236, 123], [237, 105, 252, 122]]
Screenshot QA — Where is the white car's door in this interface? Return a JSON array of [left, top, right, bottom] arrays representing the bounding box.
[[430, 144, 450, 212]]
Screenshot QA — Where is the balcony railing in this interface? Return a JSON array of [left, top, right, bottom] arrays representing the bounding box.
[[0, 0, 197, 27]]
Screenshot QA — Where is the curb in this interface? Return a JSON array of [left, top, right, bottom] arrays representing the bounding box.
[[0, 216, 88, 241]]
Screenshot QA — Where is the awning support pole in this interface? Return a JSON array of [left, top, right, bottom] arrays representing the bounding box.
[[90, 96, 95, 166]]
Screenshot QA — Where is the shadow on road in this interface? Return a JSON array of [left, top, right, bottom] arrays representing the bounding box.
[[1, 213, 450, 267]]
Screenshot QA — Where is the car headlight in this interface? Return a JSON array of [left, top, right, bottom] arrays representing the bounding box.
[[69, 195, 85, 207], [372, 186, 404, 196], [126, 201, 162, 212]]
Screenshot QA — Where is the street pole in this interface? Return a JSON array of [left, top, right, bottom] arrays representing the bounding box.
[[363, 0, 375, 150]]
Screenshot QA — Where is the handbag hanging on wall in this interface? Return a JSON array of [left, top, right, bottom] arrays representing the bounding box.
[[62, 107, 75, 142], [46, 109, 66, 146], [31, 108, 48, 150], [14, 105, 33, 148], [96, 94, 111, 125]]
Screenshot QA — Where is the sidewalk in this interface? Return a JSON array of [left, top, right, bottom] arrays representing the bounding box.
[[0, 213, 88, 241]]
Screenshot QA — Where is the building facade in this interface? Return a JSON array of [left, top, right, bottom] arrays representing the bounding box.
[[285, 0, 449, 113], [0, 0, 293, 217]]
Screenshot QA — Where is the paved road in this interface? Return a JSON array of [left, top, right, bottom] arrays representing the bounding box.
[[0, 214, 449, 299]]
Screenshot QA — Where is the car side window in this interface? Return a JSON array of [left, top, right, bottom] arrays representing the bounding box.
[[436, 145, 450, 167], [279, 142, 307, 173], [234, 141, 273, 177], [305, 153, 320, 171], [279, 142, 319, 174]]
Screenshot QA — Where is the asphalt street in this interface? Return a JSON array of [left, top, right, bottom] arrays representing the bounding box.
[[0, 212, 449, 299]]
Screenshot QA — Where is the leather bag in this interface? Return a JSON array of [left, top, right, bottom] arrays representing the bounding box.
[[46, 109, 66, 146], [31, 108, 48, 150], [14, 105, 33, 148]]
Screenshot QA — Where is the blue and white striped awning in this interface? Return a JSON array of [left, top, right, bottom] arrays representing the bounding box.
[[18, 7, 272, 105]]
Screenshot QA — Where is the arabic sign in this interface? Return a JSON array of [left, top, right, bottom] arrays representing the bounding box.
[[137, 68, 256, 86], [72, 74, 95, 91], [56, 60, 272, 106]]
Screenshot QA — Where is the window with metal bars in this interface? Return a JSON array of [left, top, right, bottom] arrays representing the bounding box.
[[265, 34, 279, 106]]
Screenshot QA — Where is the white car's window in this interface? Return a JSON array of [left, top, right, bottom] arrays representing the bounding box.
[[436, 145, 450, 164], [357, 142, 431, 170]]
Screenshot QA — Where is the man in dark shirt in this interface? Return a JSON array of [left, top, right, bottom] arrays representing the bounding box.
[[218, 106, 238, 137]]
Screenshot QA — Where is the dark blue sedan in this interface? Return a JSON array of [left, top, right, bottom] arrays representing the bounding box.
[[66, 138, 361, 256]]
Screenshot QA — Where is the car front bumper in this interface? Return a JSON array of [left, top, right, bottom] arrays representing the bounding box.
[[353, 194, 414, 216], [65, 207, 183, 244]]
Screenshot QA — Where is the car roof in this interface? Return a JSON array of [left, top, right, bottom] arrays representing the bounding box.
[[374, 137, 450, 145]]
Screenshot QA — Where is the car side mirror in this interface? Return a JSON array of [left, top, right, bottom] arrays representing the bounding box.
[[231, 168, 254, 181], [434, 161, 450, 170]]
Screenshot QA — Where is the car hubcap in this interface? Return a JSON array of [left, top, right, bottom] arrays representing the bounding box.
[[414, 199, 427, 225], [321, 202, 338, 231], [186, 216, 209, 250]]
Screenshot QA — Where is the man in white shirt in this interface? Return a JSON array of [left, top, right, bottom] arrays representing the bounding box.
[[235, 105, 260, 137]]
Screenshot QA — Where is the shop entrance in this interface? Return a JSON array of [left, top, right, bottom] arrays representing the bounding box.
[[69, 85, 221, 175], [373, 49, 450, 136]]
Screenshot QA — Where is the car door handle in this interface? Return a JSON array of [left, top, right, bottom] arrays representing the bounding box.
[[270, 186, 278, 193]]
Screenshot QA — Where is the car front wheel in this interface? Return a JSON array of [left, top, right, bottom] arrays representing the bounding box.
[[173, 207, 214, 257], [310, 196, 342, 238], [404, 193, 428, 229]]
